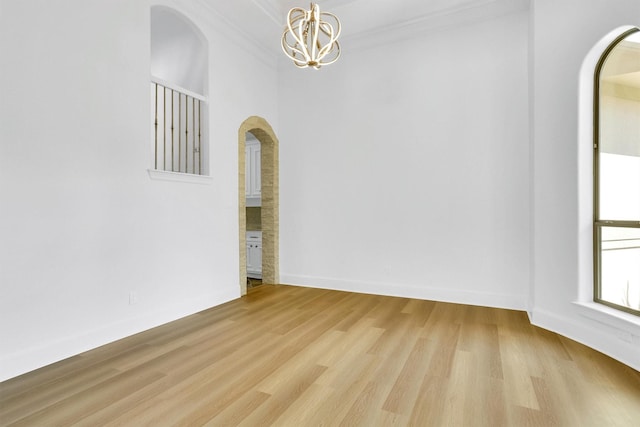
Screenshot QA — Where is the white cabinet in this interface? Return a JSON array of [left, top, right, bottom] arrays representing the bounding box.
[[246, 231, 262, 279], [245, 140, 261, 206]]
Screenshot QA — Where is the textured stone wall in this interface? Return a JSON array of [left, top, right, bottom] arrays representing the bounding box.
[[238, 116, 279, 295]]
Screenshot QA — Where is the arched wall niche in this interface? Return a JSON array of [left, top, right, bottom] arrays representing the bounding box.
[[151, 5, 208, 95], [238, 116, 280, 295]]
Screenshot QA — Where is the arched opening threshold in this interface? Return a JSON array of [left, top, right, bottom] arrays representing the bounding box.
[[238, 116, 279, 295]]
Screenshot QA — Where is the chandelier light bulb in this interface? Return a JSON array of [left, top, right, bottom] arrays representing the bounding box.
[[281, 3, 341, 69]]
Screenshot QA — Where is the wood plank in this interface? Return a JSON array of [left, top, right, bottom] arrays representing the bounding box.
[[1, 285, 639, 426]]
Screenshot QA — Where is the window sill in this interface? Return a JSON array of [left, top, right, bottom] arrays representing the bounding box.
[[147, 169, 213, 185], [572, 301, 640, 341]]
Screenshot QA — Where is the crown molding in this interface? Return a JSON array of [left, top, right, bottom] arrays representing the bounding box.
[[253, 0, 361, 27], [252, 0, 282, 27], [189, 0, 530, 71], [192, 0, 279, 70], [342, 0, 530, 51], [319, 0, 361, 10]]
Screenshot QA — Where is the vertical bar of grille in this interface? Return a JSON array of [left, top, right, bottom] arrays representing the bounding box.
[[192, 97, 196, 175], [198, 100, 202, 175], [163, 87, 166, 171], [154, 83, 158, 170], [185, 96, 189, 174], [178, 93, 182, 173], [171, 90, 175, 172]]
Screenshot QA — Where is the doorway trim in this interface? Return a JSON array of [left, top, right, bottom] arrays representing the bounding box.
[[238, 116, 279, 295]]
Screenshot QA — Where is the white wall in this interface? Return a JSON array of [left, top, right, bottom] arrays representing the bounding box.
[[0, 0, 278, 381], [278, 11, 531, 310], [151, 6, 207, 95], [530, 0, 640, 370]]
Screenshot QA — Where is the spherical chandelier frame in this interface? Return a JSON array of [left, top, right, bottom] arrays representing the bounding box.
[[281, 3, 341, 69]]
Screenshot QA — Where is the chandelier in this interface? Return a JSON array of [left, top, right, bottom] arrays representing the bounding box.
[[281, 3, 341, 69]]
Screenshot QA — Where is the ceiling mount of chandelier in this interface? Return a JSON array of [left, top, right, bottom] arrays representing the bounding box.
[[281, 3, 341, 69]]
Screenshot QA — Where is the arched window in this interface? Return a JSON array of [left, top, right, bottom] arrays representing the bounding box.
[[150, 7, 208, 177], [594, 28, 640, 315]]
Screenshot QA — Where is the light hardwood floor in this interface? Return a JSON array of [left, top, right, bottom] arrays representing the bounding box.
[[1, 285, 639, 426]]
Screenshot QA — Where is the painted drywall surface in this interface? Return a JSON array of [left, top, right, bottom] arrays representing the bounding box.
[[278, 11, 530, 310], [0, 0, 278, 381], [531, 0, 640, 370], [151, 6, 207, 94]]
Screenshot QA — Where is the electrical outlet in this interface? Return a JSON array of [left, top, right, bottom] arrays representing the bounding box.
[[129, 291, 138, 305]]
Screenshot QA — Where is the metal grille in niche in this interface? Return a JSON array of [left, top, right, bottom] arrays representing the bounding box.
[[152, 82, 204, 175]]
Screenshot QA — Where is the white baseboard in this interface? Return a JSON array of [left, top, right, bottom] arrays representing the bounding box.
[[0, 288, 239, 382], [280, 274, 528, 311], [529, 307, 640, 372]]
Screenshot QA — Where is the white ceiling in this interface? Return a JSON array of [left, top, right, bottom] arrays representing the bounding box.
[[200, 0, 530, 58], [253, 0, 479, 28]]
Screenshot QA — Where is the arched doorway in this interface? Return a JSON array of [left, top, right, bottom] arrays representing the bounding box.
[[238, 116, 279, 295]]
